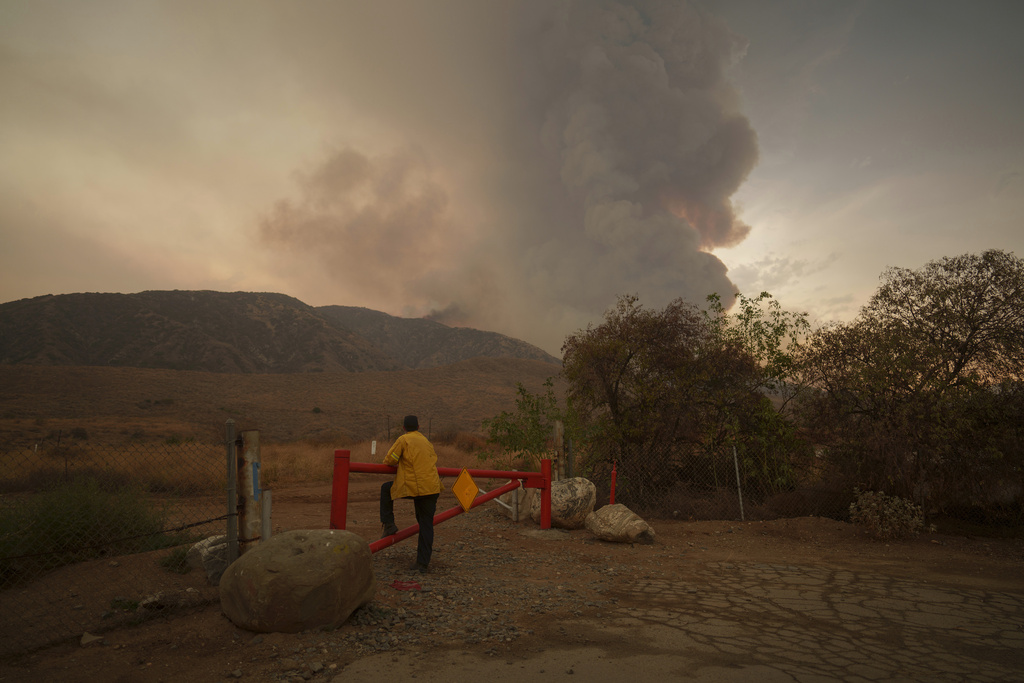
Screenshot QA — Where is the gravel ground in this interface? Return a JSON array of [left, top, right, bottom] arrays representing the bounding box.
[[251, 508, 629, 681]]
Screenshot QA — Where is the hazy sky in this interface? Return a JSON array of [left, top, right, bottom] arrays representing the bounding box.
[[2, 0, 1022, 355]]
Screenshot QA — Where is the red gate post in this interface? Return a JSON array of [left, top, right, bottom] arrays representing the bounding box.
[[330, 449, 351, 530], [610, 460, 617, 505], [540, 458, 552, 529]]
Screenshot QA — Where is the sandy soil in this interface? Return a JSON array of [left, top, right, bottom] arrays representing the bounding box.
[[1, 479, 1022, 683]]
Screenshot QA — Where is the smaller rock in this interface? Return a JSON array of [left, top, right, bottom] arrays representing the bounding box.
[[187, 535, 229, 585], [585, 504, 655, 544], [139, 593, 166, 610], [80, 632, 105, 647], [497, 486, 536, 522]]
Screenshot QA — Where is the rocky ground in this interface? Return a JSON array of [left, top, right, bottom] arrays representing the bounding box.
[[1, 482, 1022, 682]]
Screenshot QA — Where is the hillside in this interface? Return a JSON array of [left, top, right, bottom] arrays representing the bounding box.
[[0, 291, 561, 373], [316, 305, 559, 368], [0, 358, 565, 446]]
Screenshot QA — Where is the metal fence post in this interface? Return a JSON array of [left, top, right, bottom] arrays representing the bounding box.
[[261, 490, 272, 543], [554, 421, 564, 481], [225, 420, 238, 565], [238, 430, 262, 551], [733, 443, 745, 522]]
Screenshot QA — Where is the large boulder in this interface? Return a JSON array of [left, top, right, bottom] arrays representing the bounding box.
[[187, 535, 228, 585], [585, 504, 656, 544], [219, 529, 375, 633], [531, 477, 596, 529]]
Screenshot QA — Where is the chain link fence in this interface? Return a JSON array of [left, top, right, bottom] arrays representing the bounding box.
[[0, 438, 227, 656], [576, 439, 1023, 532], [3, 423, 1020, 657], [578, 440, 848, 522]]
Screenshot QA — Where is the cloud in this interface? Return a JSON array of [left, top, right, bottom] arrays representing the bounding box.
[[257, 0, 759, 353], [728, 252, 840, 295]]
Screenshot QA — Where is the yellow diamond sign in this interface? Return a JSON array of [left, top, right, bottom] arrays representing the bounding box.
[[452, 468, 479, 512]]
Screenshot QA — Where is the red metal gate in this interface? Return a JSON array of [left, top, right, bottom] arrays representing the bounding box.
[[329, 450, 552, 553]]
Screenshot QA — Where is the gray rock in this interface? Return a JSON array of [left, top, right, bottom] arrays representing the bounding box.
[[530, 478, 596, 529], [187, 535, 229, 586], [585, 504, 655, 544], [219, 529, 375, 633], [80, 632, 105, 647], [497, 486, 536, 522]]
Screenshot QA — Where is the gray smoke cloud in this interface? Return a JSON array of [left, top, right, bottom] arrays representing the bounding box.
[[259, 0, 758, 353]]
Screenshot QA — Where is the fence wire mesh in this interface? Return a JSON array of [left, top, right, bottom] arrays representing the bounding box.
[[576, 439, 1022, 531], [0, 439, 226, 656], [579, 441, 846, 523]]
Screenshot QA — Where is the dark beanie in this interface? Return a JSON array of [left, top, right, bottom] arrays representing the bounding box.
[[403, 415, 419, 432]]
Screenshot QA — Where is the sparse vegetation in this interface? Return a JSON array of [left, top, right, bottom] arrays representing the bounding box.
[[0, 443, 225, 497], [259, 436, 485, 489], [158, 545, 192, 574], [0, 477, 190, 587], [479, 378, 570, 471]]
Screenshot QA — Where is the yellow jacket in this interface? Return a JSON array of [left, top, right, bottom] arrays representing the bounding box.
[[383, 430, 441, 499]]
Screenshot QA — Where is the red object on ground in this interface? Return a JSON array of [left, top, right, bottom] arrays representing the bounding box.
[[390, 580, 421, 591]]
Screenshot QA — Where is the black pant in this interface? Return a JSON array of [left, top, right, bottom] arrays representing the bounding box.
[[380, 482, 439, 567]]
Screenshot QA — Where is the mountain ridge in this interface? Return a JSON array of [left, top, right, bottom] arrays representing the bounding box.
[[0, 291, 561, 373]]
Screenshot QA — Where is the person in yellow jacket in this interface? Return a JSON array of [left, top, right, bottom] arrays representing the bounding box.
[[379, 415, 442, 573]]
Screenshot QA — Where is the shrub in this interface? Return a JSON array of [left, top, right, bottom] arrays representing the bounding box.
[[0, 477, 182, 587], [158, 546, 192, 574], [849, 489, 924, 540]]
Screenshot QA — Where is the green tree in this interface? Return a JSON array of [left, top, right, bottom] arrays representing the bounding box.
[[798, 250, 1024, 513], [561, 293, 811, 506], [704, 291, 810, 404], [865, 250, 1024, 385], [700, 291, 812, 494], [561, 295, 710, 454], [480, 378, 565, 470]]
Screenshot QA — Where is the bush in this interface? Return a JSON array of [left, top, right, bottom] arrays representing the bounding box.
[[158, 546, 192, 574], [0, 477, 180, 587], [849, 489, 924, 541]]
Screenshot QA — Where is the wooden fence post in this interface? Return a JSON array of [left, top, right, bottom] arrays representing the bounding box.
[[225, 420, 238, 564]]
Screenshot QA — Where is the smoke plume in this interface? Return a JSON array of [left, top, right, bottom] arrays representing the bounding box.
[[259, 0, 758, 353]]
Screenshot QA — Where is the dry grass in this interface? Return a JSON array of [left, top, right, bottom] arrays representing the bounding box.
[[0, 359, 563, 447], [0, 442, 225, 496], [259, 438, 488, 488], [0, 360, 562, 502]]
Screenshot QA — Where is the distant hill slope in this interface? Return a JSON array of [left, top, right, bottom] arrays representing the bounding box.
[[0, 291, 399, 373], [316, 305, 560, 369], [0, 291, 560, 373], [0, 357, 564, 445]]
